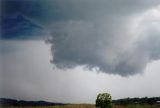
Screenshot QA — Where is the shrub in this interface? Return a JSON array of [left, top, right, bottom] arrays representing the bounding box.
[[96, 93, 112, 108]]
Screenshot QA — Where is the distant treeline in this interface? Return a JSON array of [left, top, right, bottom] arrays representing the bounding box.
[[0, 98, 65, 106], [1, 97, 160, 106], [113, 97, 160, 105]]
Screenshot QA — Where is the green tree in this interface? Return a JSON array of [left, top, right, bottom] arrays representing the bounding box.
[[96, 93, 112, 108]]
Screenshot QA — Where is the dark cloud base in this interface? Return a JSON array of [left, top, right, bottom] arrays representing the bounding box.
[[48, 20, 160, 76], [2, 0, 160, 76]]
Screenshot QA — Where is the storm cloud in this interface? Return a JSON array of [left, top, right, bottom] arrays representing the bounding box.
[[2, 0, 160, 76], [46, 1, 160, 76]]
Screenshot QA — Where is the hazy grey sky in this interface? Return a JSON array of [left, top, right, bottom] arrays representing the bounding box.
[[0, 40, 160, 103], [1, 0, 160, 103]]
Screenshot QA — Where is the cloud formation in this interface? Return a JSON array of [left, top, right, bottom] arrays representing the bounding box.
[[47, 1, 160, 76], [1, 0, 48, 39], [2, 0, 160, 76]]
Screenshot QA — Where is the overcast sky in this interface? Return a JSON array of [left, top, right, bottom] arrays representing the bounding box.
[[0, 0, 160, 103]]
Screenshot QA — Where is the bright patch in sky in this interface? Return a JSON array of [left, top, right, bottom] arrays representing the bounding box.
[[0, 41, 160, 103]]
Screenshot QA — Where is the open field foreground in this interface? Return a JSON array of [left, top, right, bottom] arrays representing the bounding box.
[[1, 104, 160, 108]]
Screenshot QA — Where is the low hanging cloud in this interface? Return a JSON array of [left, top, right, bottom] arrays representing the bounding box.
[[47, 2, 160, 76], [2, 0, 160, 76]]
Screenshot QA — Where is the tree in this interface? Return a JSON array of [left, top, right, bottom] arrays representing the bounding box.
[[96, 93, 112, 108]]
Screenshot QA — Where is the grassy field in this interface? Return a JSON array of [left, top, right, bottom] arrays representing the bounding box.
[[1, 104, 160, 108]]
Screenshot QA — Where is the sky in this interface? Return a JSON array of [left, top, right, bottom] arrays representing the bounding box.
[[0, 0, 160, 103]]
